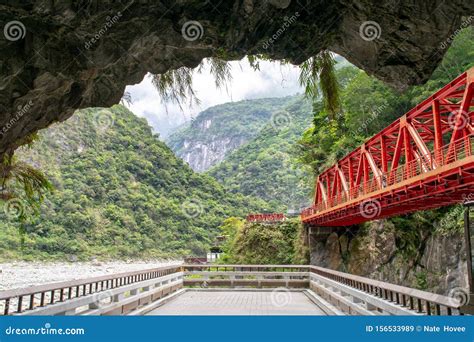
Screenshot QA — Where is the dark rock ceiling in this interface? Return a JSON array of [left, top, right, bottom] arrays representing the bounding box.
[[0, 0, 473, 155]]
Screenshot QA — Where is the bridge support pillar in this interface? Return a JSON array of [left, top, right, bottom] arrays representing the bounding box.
[[461, 202, 474, 314]]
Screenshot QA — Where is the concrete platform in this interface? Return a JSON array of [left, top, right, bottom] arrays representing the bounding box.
[[147, 290, 326, 315]]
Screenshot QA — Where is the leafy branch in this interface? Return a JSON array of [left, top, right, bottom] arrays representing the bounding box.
[[299, 50, 340, 119], [151, 53, 341, 120], [0, 134, 53, 215]]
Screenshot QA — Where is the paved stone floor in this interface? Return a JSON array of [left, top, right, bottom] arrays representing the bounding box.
[[148, 290, 326, 315]]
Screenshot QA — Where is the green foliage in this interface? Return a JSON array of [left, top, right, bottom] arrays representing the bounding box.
[[292, 222, 310, 264], [296, 26, 474, 178], [151, 57, 232, 111], [216, 217, 245, 263], [167, 97, 292, 154], [0, 134, 53, 206], [299, 51, 341, 118], [207, 96, 315, 211], [151, 66, 200, 110], [153, 53, 341, 121], [0, 105, 270, 260], [295, 26, 473, 248], [0, 155, 52, 206], [224, 218, 303, 264], [0, 134, 53, 248], [415, 271, 428, 290]]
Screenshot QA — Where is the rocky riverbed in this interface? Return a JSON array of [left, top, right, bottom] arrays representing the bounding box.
[[0, 260, 181, 291]]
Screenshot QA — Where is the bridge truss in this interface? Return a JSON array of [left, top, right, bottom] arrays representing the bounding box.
[[302, 67, 474, 226]]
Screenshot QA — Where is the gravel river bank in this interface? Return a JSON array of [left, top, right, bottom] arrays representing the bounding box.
[[0, 260, 181, 291]]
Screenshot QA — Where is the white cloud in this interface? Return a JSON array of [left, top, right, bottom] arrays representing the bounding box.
[[124, 58, 303, 138]]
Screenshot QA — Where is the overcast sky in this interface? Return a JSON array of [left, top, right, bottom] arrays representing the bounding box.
[[124, 58, 303, 138]]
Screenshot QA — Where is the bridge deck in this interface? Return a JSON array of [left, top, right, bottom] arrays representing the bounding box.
[[147, 290, 326, 315]]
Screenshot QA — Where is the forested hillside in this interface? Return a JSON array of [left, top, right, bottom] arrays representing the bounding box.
[[166, 97, 293, 172], [209, 28, 473, 294], [297, 27, 474, 176], [0, 106, 269, 260], [291, 27, 474, 292], [208, 96, 314, 212]]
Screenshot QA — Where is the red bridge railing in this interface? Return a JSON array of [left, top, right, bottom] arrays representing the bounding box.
[[302, 67, 474, 226], [246, 213, 286, 222]]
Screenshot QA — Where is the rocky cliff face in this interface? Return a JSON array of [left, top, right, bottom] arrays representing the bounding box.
[[310, 219, 467, 295], [166, 97, 292, 171], [1, 1, 473, 155], [179, 136, 247, 173]]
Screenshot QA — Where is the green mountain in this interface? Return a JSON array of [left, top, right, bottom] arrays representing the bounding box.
[[166, 97, 295, 172], [208, 96, 315, 212], [0, 106, 269, 260]]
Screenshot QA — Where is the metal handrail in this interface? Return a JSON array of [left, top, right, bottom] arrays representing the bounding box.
[[246, 213, 286, 222], [302, 135, 474, 218]]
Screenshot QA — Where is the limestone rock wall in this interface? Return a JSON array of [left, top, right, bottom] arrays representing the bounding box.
[[180, 136, 246, 172], [1, 1, 473, 155], [310, 220, 467, 295]]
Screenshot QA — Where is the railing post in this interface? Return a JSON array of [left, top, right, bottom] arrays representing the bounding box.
[[461, 202, 474, 314], [4, 299, 10, 315]]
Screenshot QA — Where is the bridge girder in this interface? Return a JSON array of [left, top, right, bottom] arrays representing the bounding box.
[[302, 67, 474, 226]]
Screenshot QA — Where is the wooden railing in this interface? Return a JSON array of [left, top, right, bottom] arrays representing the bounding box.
[[0, 264, 464, 316], [0, 265, 182, 316], [183, 264, 309, 288], [309, 266, 463, 315]]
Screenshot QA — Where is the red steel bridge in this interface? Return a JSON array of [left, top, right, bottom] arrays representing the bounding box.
[[246, 213, 286, 222], [302, 67, 474, 226]]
